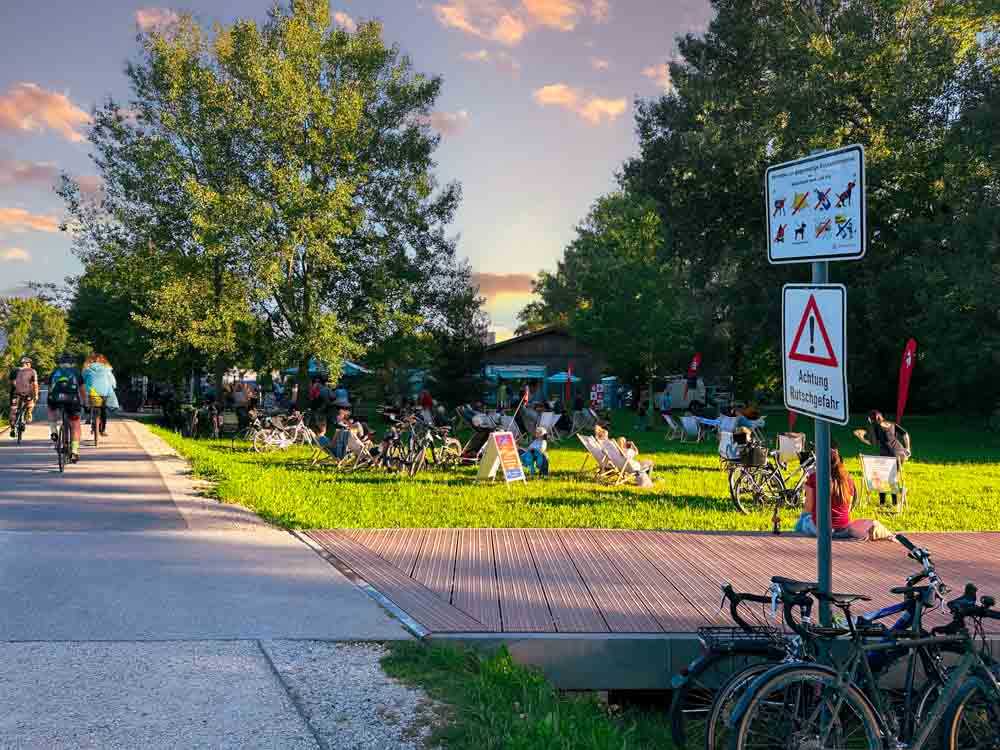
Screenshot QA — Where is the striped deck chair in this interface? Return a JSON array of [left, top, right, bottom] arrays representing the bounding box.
[[577, 434, 616, 481]]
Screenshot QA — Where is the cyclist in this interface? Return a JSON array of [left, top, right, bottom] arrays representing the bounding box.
[[82, 353, 119, 436], [47, 352, 87, 462], [8, 356, 39, 437]]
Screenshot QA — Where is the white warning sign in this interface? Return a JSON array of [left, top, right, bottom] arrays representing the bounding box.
[[783, 284, 848, 425]]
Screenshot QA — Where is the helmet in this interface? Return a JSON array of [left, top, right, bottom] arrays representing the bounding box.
[[19, 355, 32, 366], [57, 352, 76, 366]]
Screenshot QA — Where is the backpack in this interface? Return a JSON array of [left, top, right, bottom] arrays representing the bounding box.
[[14, 368, 36, 395], [50, 369, 81, 400]]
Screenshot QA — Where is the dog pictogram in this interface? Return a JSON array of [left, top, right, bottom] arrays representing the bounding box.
[[794, 223, 806, 241], [835, 181, 855, 207]]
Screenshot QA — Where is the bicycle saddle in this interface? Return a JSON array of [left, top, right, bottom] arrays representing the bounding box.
[[771, 576, 818, 595]]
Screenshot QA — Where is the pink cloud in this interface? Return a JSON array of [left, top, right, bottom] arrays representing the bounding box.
[[332, 11, 357, 32], [418, 110, 471, 136], [533, 83, 626, 125], [1, 247, 31, 263], [0, 158, 58, 188], [590, 57, 610, 71], [462, 48, 522, 74], [0, 207, 60, 233], [0, 83, 90, 143], [642, 62, 673, 90], [432, 0, 605, 45], [76, 175, 104, 199], [135, 7, 179, 32]]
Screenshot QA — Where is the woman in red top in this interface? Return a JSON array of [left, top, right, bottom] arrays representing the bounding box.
[[804, 445, 854, 532]]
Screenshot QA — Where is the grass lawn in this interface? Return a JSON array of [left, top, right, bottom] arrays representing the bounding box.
[[149, 414, 1000, 532], [381, 641, 672, 749]]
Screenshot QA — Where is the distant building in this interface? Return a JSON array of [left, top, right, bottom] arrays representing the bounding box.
[[482, 326, 607, 398]]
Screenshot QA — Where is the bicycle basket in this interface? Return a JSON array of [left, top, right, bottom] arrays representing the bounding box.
[[740, 445, 769, 468], [697, 625, 783, 650]]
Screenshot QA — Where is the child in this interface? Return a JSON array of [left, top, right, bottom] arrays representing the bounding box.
[[520, 427, 549, 477]]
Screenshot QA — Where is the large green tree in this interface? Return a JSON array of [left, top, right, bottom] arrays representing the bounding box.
[[63, 0, 474, 404], [0, 297, 69, 417], [616, 0, 998, 410]]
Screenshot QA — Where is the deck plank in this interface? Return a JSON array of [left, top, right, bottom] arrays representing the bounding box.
[[494, 529, 555, 632], [559, 530, 662, 633], [524, 529, 608, 633], [411, 529, 459, 602], [451, 529, 502, 632], [305, 530, 486, 633], [379, 528, 427, 576]]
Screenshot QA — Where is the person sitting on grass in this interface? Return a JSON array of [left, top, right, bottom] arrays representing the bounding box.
[[520, 426, 549, 477], [794, 443, 894, 541]]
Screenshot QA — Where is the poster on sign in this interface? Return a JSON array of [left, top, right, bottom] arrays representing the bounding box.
[[476, 431, 527, 483], [782, 284, 849, 425]]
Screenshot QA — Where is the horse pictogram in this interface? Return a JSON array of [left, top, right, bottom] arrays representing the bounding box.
[[773, 198, 786, 216], [835, 181, 855, 207]]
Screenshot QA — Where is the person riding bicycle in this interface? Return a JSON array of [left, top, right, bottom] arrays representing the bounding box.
[[82, 353, 119, 437], [47, 352, 87, 462], [9, 356, 40, 437]]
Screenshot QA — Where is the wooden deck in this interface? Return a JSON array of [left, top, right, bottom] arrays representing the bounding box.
[[305, 530, 1000, 635]]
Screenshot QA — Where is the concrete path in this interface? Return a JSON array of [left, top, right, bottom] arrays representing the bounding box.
[[0, 419, 411, 748]]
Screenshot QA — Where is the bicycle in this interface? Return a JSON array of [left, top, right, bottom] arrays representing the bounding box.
[[11, 396, 29, 444], [52, 404, 73, 472], [729, 538, 1000, 750]]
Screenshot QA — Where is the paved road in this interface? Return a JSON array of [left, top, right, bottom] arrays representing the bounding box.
[[0, 419, 409, 748]]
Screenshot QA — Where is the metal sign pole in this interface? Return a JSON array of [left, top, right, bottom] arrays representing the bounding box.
[[812, 260, 833, 626]]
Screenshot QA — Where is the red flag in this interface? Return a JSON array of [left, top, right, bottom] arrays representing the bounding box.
[[683, 352, 702, 400], [896, 339, 917, 424], [788, 411, 797, 430]]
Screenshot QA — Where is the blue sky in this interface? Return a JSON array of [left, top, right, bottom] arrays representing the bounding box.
[[0, 0, 712, 336]]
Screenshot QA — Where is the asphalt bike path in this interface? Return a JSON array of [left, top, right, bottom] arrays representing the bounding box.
[[0, 419, 412, 748]]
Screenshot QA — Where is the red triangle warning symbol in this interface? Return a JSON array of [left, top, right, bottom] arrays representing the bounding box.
[[788, 295, 839, 367]]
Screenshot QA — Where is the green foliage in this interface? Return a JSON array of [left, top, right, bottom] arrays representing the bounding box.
[[61, 0, 477, 398], [149, 413, 1000, 532], [528, 0, 998, 410], [0, 297, 69, 377], [382, 642, 673, 749]]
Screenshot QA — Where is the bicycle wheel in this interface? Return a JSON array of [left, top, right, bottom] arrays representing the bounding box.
[[673, 651, 773, 750], [15, 402, 25, 444], [730, 666, 882, 750], [706, 662, 775, 750], [733, 470, 784, 514], [942, 677, 1000, 750]]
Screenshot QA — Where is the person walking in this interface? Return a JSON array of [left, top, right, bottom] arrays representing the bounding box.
[[854, 410, 910, 507]]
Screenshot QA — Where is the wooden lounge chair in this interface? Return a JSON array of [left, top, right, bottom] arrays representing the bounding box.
[[600, 438, 654, 486], [577, 434, 616, 481], [680, 415, 703, 443], [662, 413, 683, 440]]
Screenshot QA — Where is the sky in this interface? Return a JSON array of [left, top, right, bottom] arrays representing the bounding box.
[[0, 0, 713, 338]]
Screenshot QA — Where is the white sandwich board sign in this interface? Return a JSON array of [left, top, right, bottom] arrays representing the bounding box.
[[766, 145, 865, 264], [782, 284, 849, 425]]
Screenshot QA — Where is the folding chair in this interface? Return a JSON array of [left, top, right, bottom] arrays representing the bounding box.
[[577, 434, 616, 481], [662, 413, 683, 441], [339, 431, 378, 472], [538, 411, 563, 443], [600, 438, 654, 486], [568, 409, 596, 437], [858, 454, 906, 508], [312, 428, 350, 467], [496, 415, 523, 442], [680, 415, 703, 443]]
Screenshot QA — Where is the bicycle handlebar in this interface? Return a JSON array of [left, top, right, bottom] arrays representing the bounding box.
[[720, 583, 779, 632]]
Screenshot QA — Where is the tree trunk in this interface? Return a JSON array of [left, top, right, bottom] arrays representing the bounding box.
[[213, 258, 226, 406], [297, 354, 312, 411]]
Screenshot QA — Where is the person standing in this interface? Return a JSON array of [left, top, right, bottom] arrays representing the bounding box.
[[854, 410, 910, 507], [497, 379, 508, 410]]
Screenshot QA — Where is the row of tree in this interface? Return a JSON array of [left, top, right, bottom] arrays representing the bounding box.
[[519, 0, 998, 414], [61, 0, 486, 405]]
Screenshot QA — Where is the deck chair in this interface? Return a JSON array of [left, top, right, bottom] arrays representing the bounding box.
[[777, 432, 807, 464], [577, 434, 616, 481], [568, 409, 597, 437], [858, 454, 906, 508], [538, 411, 563, 442], [339, 431, 378, 472], [600, 438, 654, 486], [717, 431, 742, 469], [311, 428, 350, 467], [680, 415, 703, 443], [662, 413, 683, 440], [520, 406, 540, 437], [495, 415, 523, 442]]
